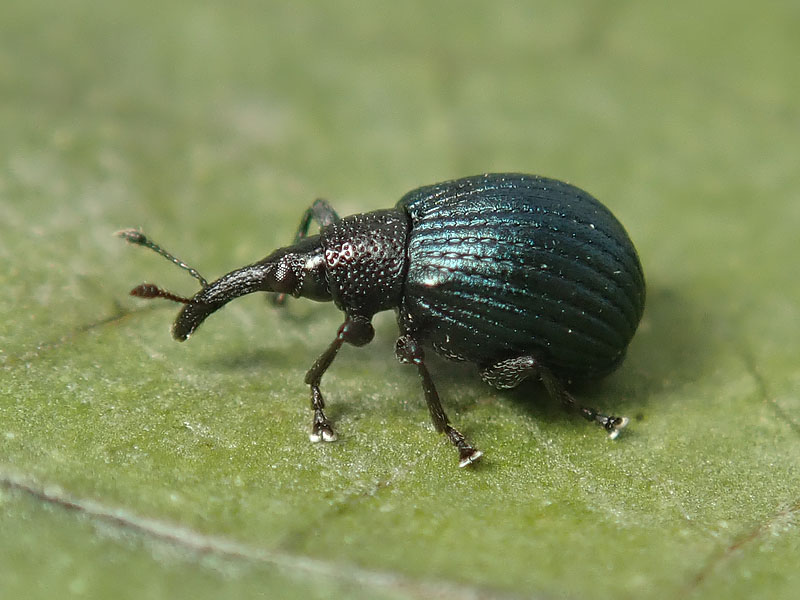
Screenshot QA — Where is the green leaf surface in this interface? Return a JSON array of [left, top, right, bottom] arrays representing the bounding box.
[[2, 1, 799, 598]]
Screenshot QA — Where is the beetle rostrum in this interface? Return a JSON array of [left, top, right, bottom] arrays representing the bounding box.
[[119, 173, 645, 467]]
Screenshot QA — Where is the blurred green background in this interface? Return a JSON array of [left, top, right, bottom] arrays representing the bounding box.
[[1, 1, 798, 599]]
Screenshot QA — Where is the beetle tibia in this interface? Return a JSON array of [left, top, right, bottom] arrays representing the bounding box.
[[604, 416, 629, 440]]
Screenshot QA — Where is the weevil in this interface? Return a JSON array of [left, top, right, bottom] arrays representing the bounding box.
[[119, 173, 645, 466]]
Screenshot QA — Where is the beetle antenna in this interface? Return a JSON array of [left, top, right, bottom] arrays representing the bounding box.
[[116, 229, 209, 288]]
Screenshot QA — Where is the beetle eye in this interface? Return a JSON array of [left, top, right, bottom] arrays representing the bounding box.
[[274, 261, 293, 283], [271, 258, 298, 295]]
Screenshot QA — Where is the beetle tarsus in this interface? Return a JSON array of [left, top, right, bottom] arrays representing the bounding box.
[[446, 426, 482, 467], [458, 448, 483, 468], [601, 415, 629, 439], [575, 404, 629, 439], [308, 384, 337, 443], [310, 410, 337, 443], [568, 398, 629, 440]]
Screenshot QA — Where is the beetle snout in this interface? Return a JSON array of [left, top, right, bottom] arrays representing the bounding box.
[[172, 300, 219, 341]]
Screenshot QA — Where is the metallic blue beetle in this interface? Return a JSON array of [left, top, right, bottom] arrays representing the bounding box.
[[120, 173, 645, 467]]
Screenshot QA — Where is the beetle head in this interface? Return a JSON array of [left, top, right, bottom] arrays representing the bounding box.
[[118, 230, 331, 341]]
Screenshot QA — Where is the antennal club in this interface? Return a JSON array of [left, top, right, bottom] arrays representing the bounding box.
[[129, 283, 191, 304], [116, 229, 208, 288]]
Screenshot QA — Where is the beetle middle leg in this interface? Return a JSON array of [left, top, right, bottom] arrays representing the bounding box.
[[395, 334, 482, 467], [274, 199, 340, 306], [480, 356, 629, 438], [305, 316, 374, 442]]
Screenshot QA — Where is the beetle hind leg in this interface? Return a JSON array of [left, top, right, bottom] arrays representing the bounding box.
[[396, 335, 482, 467], [481, 356, 629, 439]]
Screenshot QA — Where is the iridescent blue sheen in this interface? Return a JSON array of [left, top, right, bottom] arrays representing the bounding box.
[[398, 173, 645, 380]]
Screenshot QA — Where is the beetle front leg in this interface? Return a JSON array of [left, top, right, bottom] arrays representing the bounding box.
[[395, 335, 482, 467], [305, 316, 374, 442]]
